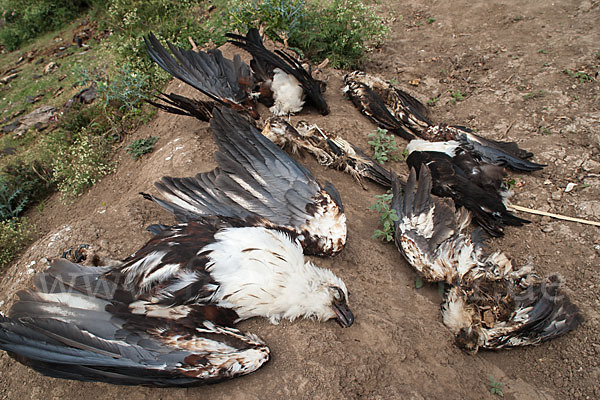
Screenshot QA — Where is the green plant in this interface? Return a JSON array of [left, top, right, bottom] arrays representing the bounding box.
[[126, 136, 159, 159], [450, 90, 465, 103], [0, 218, 34, 269], [224, 0, 389, 69], [489, 376, 504, 397], [370, 190, 398, 242], [523, 90, 546, 100], [426, 17, 436, 24], [537, 48, 548, 54], [0, 177, 28, 222], [52, 128, 116, 198], [505, 178, 516, 190], [368, 128, 399, 164], [563, 69, 593, 84], [0, 0, 93, 51], [102, 0, 217, 81], [538, 126, 551, 135], [427, 97, 439, 106]]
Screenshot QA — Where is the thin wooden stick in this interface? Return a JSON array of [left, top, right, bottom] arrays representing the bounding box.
[[507, 204, 600, 227]]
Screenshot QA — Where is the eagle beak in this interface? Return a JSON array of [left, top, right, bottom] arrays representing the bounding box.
[[332, 302, 354, 327]]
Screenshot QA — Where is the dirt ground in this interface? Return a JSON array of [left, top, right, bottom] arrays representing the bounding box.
[[1, 0, 599, 398]]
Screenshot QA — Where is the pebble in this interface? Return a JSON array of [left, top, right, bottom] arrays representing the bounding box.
[[542, 225, 554, 233], [552, 191, 562, 201]]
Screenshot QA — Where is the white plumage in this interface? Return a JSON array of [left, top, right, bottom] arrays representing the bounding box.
[[269, 68, 305, 116]]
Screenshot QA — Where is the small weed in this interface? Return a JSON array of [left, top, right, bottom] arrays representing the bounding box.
[[126, 136, 159, 159], [368, 128, 399, 164], [426, 17, 436, 24], [0, 177, 29, 222], [370, 190, 398, 242], [537, 49, 548, 54], [450, 90, 465, 103], [489, 376, 504, 397], [563, 69, 594, 84], [511, 15, 524, 22], [505, 178, 516, 190], [538, 126, 551, 135], [523, 90, 546, 100], [543, 62, 551, 67], [0, 218, 34, 269], [415, 277, 424, 289], [596, 51, 600, 60], [389, 78, 399, 85], [427, 97, 439, 106], [52, 128, 116, 198]]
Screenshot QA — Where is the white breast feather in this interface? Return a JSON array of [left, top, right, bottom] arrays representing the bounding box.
[[270, 68, 305, 116]]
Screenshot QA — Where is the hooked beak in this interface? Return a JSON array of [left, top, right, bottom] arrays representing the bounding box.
[[332, 302, 354, 327]]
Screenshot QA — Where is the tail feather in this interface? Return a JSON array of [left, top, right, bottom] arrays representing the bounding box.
[[462, 133, 545, 172], [145, 92, 215, 121]]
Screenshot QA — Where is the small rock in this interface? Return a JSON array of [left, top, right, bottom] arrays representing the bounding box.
[[577, 201, 600, 218], [1, 120, 20, 134], [582, 159, 600, 173], [565, 182, 577, 192], [542, 225, 554, 233], [551, 191, 562, 201], [13, 105, 56, 135], [43, 61, 58, 75]]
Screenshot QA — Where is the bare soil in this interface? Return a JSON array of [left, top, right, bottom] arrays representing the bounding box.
[[1, 0, 599, 398]]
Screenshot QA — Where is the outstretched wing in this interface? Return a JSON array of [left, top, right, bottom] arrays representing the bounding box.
[[2, 303, 268, 386], [0, 255, 269, 386], [144, 33, 257, 117], [143, 107, 346, 256], [226, 28, 329, 115]]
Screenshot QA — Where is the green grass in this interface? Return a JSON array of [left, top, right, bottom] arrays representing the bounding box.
[[0, 0, 93, 51], [523, 90, 546, 100], [427, 96, 439, 106], [563, 69, 594, 84]]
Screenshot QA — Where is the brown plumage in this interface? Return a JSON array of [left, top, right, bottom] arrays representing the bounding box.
[[391, 167, 582, 353], [344, 71, 545, 172]]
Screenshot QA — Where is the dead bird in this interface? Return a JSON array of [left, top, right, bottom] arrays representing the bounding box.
[[0, 214, 354, 386], [405, 139, 529, 237], [343, 71, 545, 172], [390, 167, 582, 353], [226, 28, 329, 116], [144, 32, 259, 119], [261, 117, 392, 188], [141, 107, 347, 257]]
